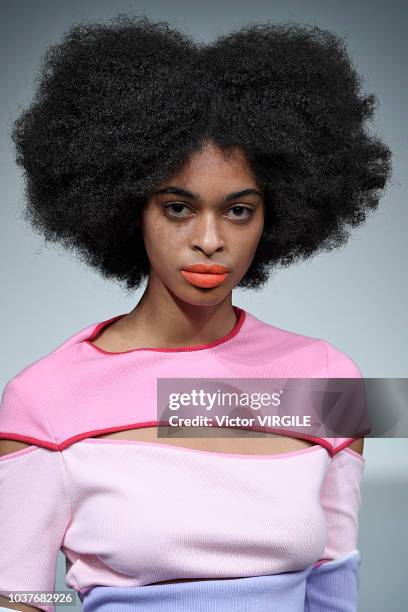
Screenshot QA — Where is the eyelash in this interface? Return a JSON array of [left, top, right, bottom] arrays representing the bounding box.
[[163, 203, 254, 222]]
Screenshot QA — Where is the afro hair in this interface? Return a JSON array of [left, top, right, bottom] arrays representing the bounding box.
[[11, 14, 392, 292]]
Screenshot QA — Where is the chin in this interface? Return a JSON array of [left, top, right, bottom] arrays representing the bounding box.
[[177, 288, 230, 308]]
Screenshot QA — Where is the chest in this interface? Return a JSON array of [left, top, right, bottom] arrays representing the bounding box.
[[61, 440, 331, 579]]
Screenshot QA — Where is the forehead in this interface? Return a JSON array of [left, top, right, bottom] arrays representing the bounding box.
[[178, 142, 253, 177], [155, 142, 260, 198]]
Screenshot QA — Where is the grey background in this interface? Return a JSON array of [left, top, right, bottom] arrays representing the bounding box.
[[1, 1, 407, 610]]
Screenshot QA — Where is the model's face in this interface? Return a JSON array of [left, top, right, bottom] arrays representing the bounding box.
[[140, 141, 265, 306]]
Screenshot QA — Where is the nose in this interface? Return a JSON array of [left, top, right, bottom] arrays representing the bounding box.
[[190, 212, 225, 255]]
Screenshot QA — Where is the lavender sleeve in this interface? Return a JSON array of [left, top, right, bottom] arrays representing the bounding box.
[[304, 549, 361, 611]]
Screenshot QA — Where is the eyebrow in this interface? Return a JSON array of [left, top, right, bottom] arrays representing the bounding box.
[[153, 186, 263, 201]]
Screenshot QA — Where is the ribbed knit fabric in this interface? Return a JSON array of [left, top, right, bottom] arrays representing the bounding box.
[[79, 551, 361, 612], [304, 551, 361, 611], [0, 306, 365, 611], [80, 567, 315, 612]]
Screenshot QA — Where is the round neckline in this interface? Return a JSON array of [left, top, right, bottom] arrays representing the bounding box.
[[82, 305, 246, 355]]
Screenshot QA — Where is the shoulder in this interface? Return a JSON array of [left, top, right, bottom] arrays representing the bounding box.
[[321, 340, 363, 379], [0, 318, 98, 448], [244, 311, 367, 455], [0, 372, 57, 447], [245, 311, 363, 377]]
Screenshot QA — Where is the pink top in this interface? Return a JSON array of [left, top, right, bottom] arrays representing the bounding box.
[[0, 306, 365, 611]]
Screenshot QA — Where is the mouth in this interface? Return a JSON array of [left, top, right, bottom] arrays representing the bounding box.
[[180, 265, 230, 289], [182, 264, 229, 275]]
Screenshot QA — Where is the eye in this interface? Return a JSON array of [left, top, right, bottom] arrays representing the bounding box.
[[163, 203, 192, 218], [163, 203, 254, 221], [225, 206, 254, 220]]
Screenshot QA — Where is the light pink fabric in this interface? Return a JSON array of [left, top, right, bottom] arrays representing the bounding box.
[[0, 438, 364, 609], [318, 447, 364, 562], [62, 441, 329, 590], [0, 447, 71, 612]]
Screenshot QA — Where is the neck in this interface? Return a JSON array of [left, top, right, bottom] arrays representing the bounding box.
[[116, 272, 238, 349]]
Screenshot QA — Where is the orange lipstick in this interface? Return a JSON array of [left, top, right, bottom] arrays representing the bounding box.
[[181, 264, 230, 289]]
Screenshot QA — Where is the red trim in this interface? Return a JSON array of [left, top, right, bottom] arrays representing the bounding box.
[[1, 424, 369, 455], [0, 422, 336, 455], [331, 435, 369, 456], [58, 421, 163, 449], [0, 432, 60, 451], [82, 306, 246, 355], [85, 313, 125, 343]]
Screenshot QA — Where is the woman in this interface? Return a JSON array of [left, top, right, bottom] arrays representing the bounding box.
[[0, 15, 391, 612]]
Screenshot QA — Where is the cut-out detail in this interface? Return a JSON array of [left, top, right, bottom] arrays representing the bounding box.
[[88, 426, 317, 457], [0, 439, 38, 460], [82, 437, 323, 461], [347, 438, 364, 455]]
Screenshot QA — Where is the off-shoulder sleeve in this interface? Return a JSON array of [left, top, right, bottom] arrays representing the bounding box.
[[0, 379, 71, 612], [323, 340, 370, 454], [304, 448, 365, 611]]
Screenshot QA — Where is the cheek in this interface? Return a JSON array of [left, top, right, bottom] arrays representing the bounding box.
[[143, 211, 186, 242], [237, 225, 263, 256], [142, 221, 186, 270]]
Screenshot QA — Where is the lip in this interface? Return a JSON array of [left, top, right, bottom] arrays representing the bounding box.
[[180, 270, 229, 288], [181, 264, 230, 274]]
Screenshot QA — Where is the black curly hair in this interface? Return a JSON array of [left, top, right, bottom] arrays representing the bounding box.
[[10, 13, 392, 293]]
